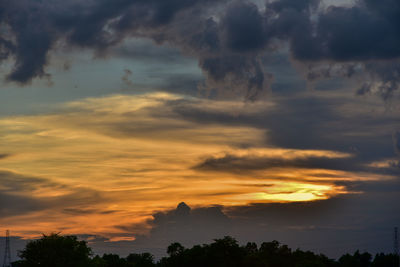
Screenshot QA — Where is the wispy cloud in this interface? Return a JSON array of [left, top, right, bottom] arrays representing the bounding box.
[[0, 92, 396, 239]]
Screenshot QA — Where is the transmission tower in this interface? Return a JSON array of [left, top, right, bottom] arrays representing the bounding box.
[[395, 227, 399, 256], [2, 230, 11, 267]]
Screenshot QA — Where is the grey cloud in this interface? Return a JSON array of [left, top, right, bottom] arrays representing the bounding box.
[[194, 151, 400, 178], [0, 0, 225, 84], [0, 170, 107, 218], [355, 61, 400, 100], [174, 93, 397, 149], [155, 92, 400, 180], [158, 73, 203, 96], [0, 170, 61, 217], [393, 131, 400, 155], [133, 202, 231, 244], [114, 40, 194, 65], [220, 1, 268, 53], [89, 202, 233, 258], [0, 170, 66, 194], [269, 0, 320, 12], [4, 0, 400, 99], [289, 0, 400, 99], [194, 153, 358, 173], [275, 0, 400, 66], [62, 207, 119, 216], [0, 191, 45, 217], [121, 68, 134, 87], [199, 55, 267, 100], [0, 0, 323, 99], [0, 154, 9, 159]]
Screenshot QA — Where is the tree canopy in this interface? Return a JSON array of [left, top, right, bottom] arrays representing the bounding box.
[[12, 234, 400, 267], [16, 233, 92, 267]]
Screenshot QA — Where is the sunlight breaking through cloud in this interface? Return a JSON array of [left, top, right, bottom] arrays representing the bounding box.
[[0, 92, 394, 238]]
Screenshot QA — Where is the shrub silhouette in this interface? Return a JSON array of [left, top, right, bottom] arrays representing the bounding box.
[[17, 233, 92, 267], [12, 234, 400, 267]]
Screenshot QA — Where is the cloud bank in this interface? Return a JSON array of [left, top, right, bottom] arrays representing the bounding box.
[[1, 0, 400, 99], [0, 92, 398, 240]]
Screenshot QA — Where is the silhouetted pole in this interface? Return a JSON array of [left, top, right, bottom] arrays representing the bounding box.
[[395, 227, 399, 267], [2, 230, 11, 267], [395, 227, 399, 254]]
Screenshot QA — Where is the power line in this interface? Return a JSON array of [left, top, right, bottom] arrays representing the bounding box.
[[2, 230, 11, 267]]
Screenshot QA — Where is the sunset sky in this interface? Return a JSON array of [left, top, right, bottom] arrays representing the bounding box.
[[1, 0, 400, 260]]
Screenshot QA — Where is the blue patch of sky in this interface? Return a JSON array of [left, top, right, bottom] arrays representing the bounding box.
[[0, 38, 201, 116]]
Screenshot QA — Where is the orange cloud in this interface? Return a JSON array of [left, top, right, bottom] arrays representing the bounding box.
[[0, 93, 393, 239]]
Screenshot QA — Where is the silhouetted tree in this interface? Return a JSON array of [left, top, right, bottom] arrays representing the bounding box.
[[338, 250, 372, 267], [18, 233, 92, 267], [292, 249, 336, 267], [372, 253, 400, 267], [91, 255, 107, 267], [167, 243, 185, 257], [207, 236, 245, 267], [158, 237, 338, 267], [14, 233, 400, 267], [102, 253, 127, 267], [259, 240, 293, 266], [126, 252, 155, 267]]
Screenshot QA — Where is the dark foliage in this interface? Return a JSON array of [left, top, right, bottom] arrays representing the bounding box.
[[12, 234, 400, 267], [16, 233, 92, 267]]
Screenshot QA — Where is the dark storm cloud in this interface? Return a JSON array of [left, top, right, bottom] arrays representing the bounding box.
[[98, 202, 233, 258], [156, 93, 400, 179], [359, 59, 400, 100], [300, 1, 400, 61], [269, 0, 320, 12], [287, 0, 400, 98], [166, 94, 398, 155], [220, 1, 268, 52], [194, 151, 400, 177], [2, 0, 400, 97], [0, 0, 225, 83], [194, 153, 358, 173], [119, 202, 231, 241]]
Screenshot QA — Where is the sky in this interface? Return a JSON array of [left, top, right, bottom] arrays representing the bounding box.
[[0, 0, 400, 261]]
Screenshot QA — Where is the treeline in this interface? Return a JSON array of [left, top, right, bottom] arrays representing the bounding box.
[[11, 234, 400, 267]]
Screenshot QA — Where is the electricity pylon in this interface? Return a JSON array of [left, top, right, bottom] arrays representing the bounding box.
[[2, 230, 11, 267]]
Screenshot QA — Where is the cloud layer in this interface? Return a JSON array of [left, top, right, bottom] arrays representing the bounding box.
[[0, 91, 398, 240], [1, 0, 400, 99]]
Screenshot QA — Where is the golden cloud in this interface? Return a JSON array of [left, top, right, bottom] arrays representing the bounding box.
[[0, 93, 390, 238]]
